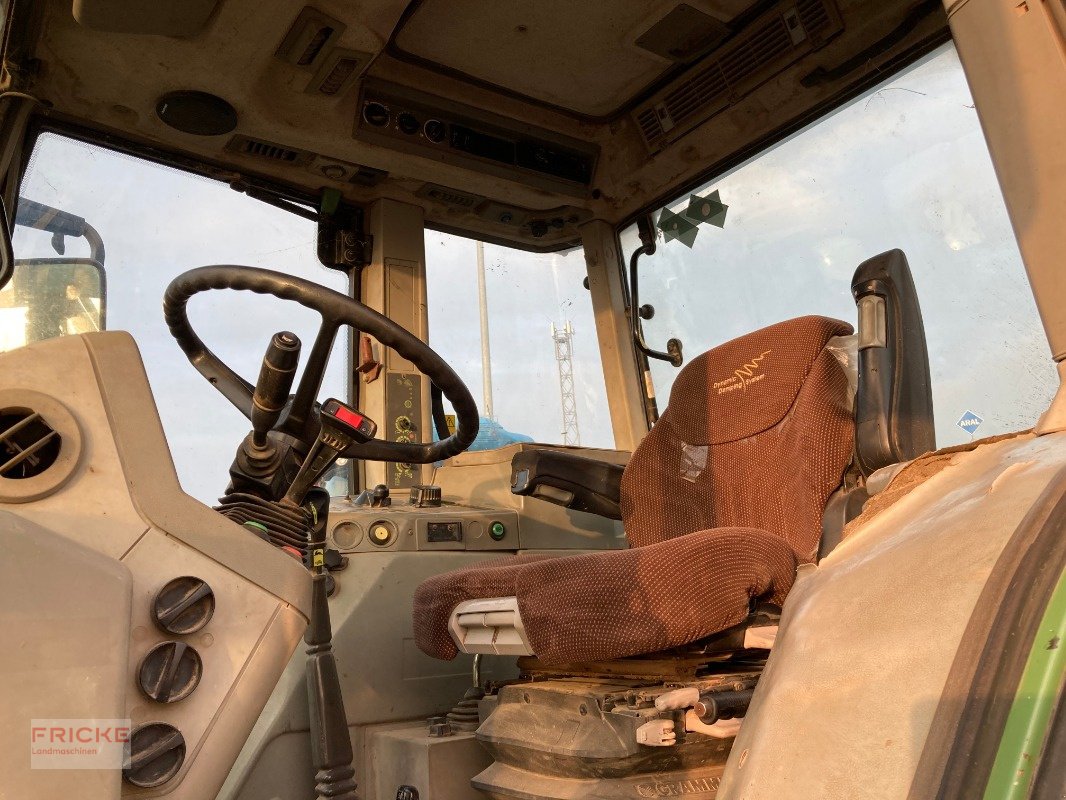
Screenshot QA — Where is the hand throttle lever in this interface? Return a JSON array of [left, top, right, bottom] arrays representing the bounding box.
[[283, 398, 377, 507]]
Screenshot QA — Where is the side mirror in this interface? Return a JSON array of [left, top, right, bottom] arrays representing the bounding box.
[[0, 258, 105, 351], [0, 197, 108, 351]]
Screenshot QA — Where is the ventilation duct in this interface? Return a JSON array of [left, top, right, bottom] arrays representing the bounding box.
[[275, 7, 346, 70], [0, 409, 60, 479], [225, 136, 313, 166], [306, 48, 372, 97], [632, 0, 843, 153]]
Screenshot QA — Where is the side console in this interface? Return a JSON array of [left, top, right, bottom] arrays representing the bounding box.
[[0, 333, 310, 800]]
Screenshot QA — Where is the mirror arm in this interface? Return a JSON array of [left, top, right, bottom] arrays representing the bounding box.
[[13, 198, 106, 266], [81, 222, 105, 266], [628, 218, 683, 368]]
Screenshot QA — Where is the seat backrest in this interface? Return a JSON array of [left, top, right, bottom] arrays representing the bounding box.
[[620, 315, 854, 563], [819, 250, 935, 557]]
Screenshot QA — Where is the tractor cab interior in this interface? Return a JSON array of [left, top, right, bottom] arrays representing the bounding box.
[[1, 2, 1063, 800]]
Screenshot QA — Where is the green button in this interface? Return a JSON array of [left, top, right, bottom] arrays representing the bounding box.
[[489, 521, 506, 541]]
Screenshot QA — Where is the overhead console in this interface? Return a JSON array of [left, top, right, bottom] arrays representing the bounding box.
[[355, 80, 599, 199]]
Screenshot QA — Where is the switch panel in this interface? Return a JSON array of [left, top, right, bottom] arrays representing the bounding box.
[[328, 497, 519, 553]]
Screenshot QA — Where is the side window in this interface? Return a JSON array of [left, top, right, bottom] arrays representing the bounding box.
[[621, 44, 1055, 446], [5, 133, 350, 501], [425, 232, 614, 449]]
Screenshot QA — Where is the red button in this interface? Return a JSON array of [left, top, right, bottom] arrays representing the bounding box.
[[331, 404, 364, 430]]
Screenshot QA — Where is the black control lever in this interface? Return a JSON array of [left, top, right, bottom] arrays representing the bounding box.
[[283, 398, 376, 507], [694, 687, 755, 724], [295, 401, 375, 800], [251, 331, 301, 448]]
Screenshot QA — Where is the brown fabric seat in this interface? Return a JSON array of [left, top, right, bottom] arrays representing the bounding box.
[[414, 315, 855, 664]]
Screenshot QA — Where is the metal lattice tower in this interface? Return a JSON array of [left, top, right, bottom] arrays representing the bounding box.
[[551, 321, 580, 446]]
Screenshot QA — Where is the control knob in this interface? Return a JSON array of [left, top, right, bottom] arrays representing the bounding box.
[[409, 484, 442, 507], [123, 723, 186, 788]]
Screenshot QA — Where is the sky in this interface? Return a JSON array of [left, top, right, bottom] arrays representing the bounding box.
[[0, 43, 1056, 501]]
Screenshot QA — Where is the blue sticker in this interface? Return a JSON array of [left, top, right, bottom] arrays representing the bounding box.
[[956, 410, 983, 436]]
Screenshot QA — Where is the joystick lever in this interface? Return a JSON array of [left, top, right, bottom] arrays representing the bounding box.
[[283, 398, 377, 507], [251, 331, 301, 448]]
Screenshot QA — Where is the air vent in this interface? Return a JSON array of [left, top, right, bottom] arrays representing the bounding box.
[[275, 7, 346, 69], [0, 409, 60, 479], [318, 56, 356, 92], [297, 25, 333, 65], [226, 135, 313, 166], [417, 184, 485, 211], [633, 0, 843, 152], [306, 48, 371, 98]]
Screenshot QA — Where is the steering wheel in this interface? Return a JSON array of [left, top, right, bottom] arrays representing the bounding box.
[[162, 265, 479, 463]]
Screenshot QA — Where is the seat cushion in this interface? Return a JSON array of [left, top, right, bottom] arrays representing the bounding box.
[[414, 527, 796, 663]]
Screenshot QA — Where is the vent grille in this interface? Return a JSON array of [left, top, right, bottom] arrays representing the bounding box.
[[318, 57, 360, 95], [634, 0, 842, 152], [306, 49, 370, 99], [417, 184, 485, 210], [245, 141, 299, 162], [797, 0, 831, 31], [297, 25, 334, 66], [0, 409, 60, 479], [275, 7, 346, 68], [636, 108, 663, 144], [226, 136, 313, 166]]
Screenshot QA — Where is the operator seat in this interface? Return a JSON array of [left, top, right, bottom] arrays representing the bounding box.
[[414, 315, 854, 664]]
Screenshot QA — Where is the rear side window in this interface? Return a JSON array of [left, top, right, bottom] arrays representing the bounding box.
[[620, 44, 1055, 446]]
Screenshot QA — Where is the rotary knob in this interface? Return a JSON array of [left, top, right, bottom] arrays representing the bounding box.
[[409, 484, 442, 507], [123, 723, 186, 788], [138, 641, 202, 703], [153, 576, 215, 635]]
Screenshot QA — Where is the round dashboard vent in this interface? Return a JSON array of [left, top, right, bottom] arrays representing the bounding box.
[[0, 408, 61, 479]]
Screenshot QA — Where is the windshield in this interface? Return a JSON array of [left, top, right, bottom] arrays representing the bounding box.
[[621, 44, 1055, 446], [4, 132, 350, 502]]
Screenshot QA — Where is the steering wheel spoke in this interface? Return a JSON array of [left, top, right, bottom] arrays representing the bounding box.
[[163, 265, 479, 464]]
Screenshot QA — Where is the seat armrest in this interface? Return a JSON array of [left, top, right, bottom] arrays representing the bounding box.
[[510, 449, 624, 520]]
